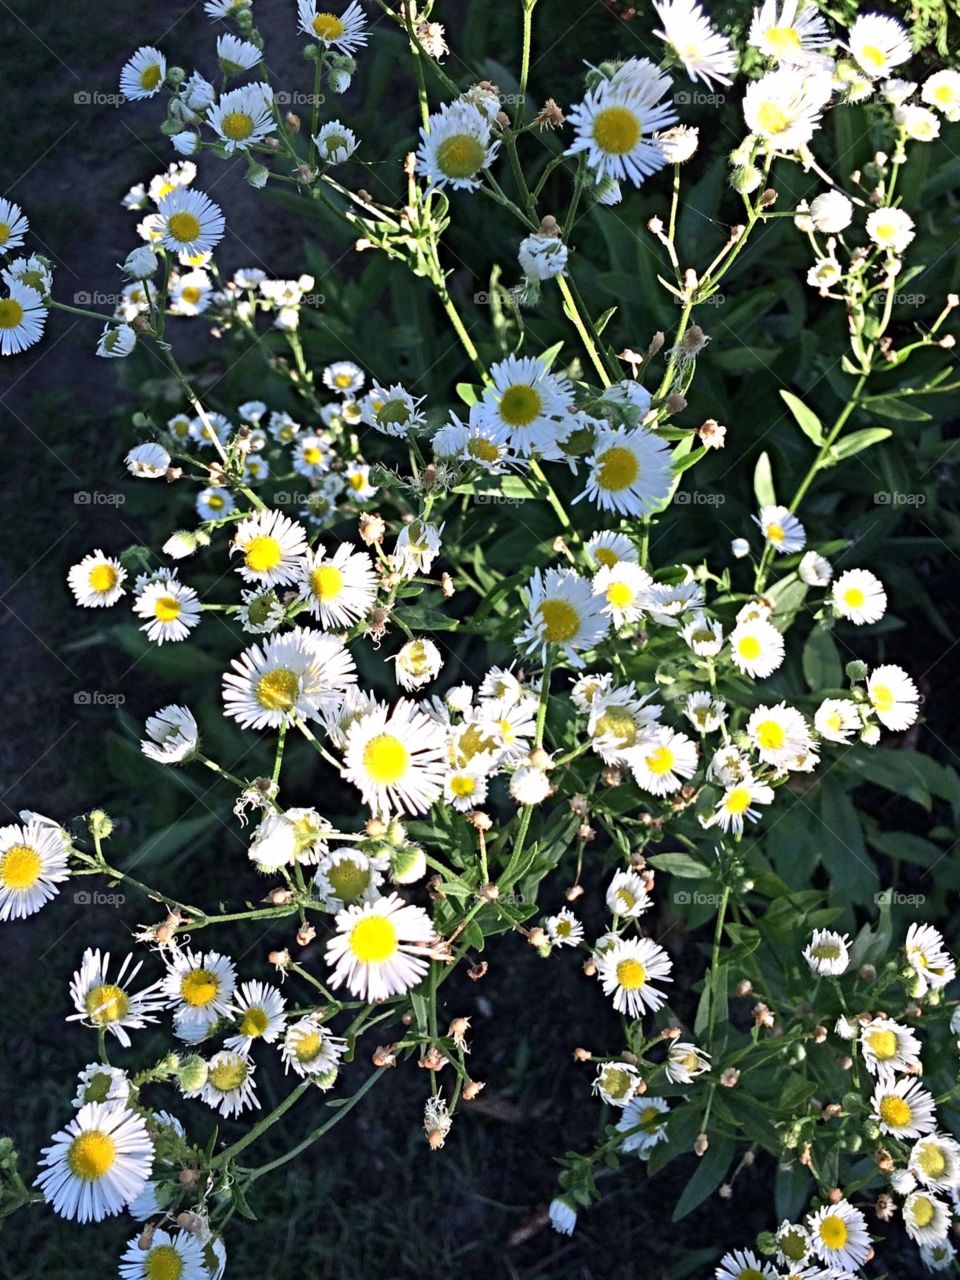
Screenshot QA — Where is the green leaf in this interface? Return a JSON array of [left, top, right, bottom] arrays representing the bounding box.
[[455, 381, 480, 406], [672, 1133, 735, 1220], [802, 626, 843, 690], [753, 450, 776, 507], [829, 428, 892, 462], [780, 390, 824, 445], [864, 395, 932, 422], [776, 1164, 812, 1222], [647, 851, 713, 879]]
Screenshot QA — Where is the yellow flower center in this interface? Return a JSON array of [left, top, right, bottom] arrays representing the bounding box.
[[0, 298, 25, 330], [180, 286, 202, 306], [933, 84, 956, 105], [765, 522, 785, 543], [638, 1105, 663, 1130], [754, 719, 785, 750], [238, 1007, 270, 1038], [843, 586, 866, 609], [0, 842, 42, 889], [467, 437, 500, 463], [916, 1143, 947, 1180], [912, 1196, 936, 1228], [878, 1095, 911, 1128], [644, 745, 675, 776], [436, 133, 487, 179], [600, 1066, 632, 1099], [724, 786, 752, 815], [302, 445, 324, 466], [327, 857, 371, 902], [362, 733, 410, 784], [593, 706, 637, 747], [498, 384, 542, 426], [180, 967, 220, 1007], [868, 1028, 899, 1060], [450, 774, 476, 798], [765, 24, 801, 53], [256, 667, 300, 712], [376, 399, 409, 428], [756, 100, 790, 134], [596, 446, 639, 492], [85, 983, 130, 1025], [737, 634, 762, 660], [811, 942, 840, 961], [592, 105, 641, 154], [347, 471, 367, 491], [615, 957, 646, 990], [349, 914, 398, 963], [334, 371, 353, 388], [67, 1130, 117, 1181], [818, 1216, 848, 1250], [294, 1029, 323, 1062], [140, 64, 163, 91], [310, 563, 343, 601], [606, 581, 634, 609], [0, 223, 8, 245], [825, 711, 843, 733], [312, 12, 346, 40], [244, 534, 283, 573], [145, 1246, 184, 1280], [739, 1271, 765, 1280], [222, 111, 254, 141], [539, 598, 581, 644], [873, 222, 895, 243], [153, 595, 182, 623], [870, 684, 894, 713], [166, 211, 201, 244], [208, 1057, 249, 1093], [594, 547, 618, 567], [858, 43, 886, 71]]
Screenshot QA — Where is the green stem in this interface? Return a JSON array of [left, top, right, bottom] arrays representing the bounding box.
[[212, 1080, 311, 1168]]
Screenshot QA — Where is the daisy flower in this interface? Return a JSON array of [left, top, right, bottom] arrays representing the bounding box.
[[223, 627, 356, 730], [711, 778, 775, 835], [343, 461, 377, 501], [162, 948, 237, 1043], [124, 443, 170, 478], [616, 1095, 670, 1156], [749, 0, 831, 65], [298, 542, 377, 628], [196, 1050, 259, 1118], [867, 664, 919, 730], [119, 1228, 207, 1280], [444, 763, 490, 812], [314, 120, 359, 165], [67, 950, 165, 1047], [923, 69, 960, 121], [119, 47, 167, 100], [0, 280, 46, 355], [0, 818, 70, 921], [216, 33, 262, 73], [904, 1191, 950, 1246], [832, 568, 886, 624], [605, 869, 651, 919], [755, 504, 805, 554], [815, 697, 861, 744], [458, 417, 514, 472], [729, 618, 785, 678], [281, 1013, 346, 1079], [225, 980, 286, 1053], [666, 1042, 711, 1084], [588, 686, 660, 763], [593, 1061, 642, 1108], [297, 0, 367, 51], [545, 907, 584, 948], [653, 0, 736, 87], [416, 100, 500, 192], [714, 1250, 778, 1280], [323, 360, 364, 394], [865, 207, 915, 253], [96, 323, 136, 359], [747, 702, 812, 767], [509, 765, 552, 806], [566, 63, 677, 187], [848, 13, 912, 79], [872, 1076, 937, 1138], [517, 567, 609, 668], [743, 68, 832, 151], [860, 1016, 922, 1078], [593, 561, 654, 628], [910, 1134, 960, 1191], [232, 509, 308, 588], [807, 1199, 871, 1272], [325, 892, 436, 1001], [155, 189, 225, 256], [392, 520, 443, 578], [208, 83, 275, 152], [628, 727, 698, 796], [342, 699, 447, 816], [680, 611, 724, 657], [394, 637, 444, 691], [597, 936, 673, 1017], [518, 232, 568, 280], [0, 197, 29, 255], [549, 1199, 578, 1236], [314, 846, 384, 910], [35, 1102, 153, 1223], [802, 928, 851, 976], [169, 269, 213, 316], [685, 690, 726, 734], [798, 549, 832, 586], [292, 434, 333, 478], [478, 355, 573, 456], [140, 705, 198, 766], [196, 486, 235, 521], [133, 577, 202, 645], [360, 383, 425, 438], [3, 252, 53, 295], [578, 427, 673, 517], [586, 530, 637, 568], [905, 922, 956, 994]]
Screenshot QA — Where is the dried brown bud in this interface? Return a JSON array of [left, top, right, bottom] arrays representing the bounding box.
[[296, 923, 317, 947], [440, 572, 455, 598], [373, 1044, 398, 1068], [664, 393, 687, 415], [466, 809, 492, 831], [263, 887, 295, 905], [536, 98, 565, 130], [359, 512, 386, 545], [874, 1193, 896, 1222], [419, 1046, 446, 1072], [527, 927, 548, 949], [572, 1046, 593, 1062], [268, 949, 291, 970], [720, 1067, 740, 1088], [462, 1078, 485, 1100], [698, 418, 727, 450], [468, 961, 489, 981], [565, 883, 584, 902], [694, 1133, 709, 1157], [759, 188, 778, 208]]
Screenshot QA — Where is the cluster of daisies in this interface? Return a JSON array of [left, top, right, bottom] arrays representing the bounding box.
[[0, 197, 49, 356]]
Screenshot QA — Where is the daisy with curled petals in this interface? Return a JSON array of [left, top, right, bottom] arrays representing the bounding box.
[[847, 13, 911, 79], [141, 705, 198, 765], [119, 1228, 207, 1280], [743, 68, 832, 152], [208, 84, 275, 153], [904, 1191, 950, 1247], [133, 577, 202, 645], [867, 663, 918, 730], [807, 1199, 871, 1273], [326, 892, 436, 1001], [313, 846, 384, 910], [593, 561, 654, 628], [545, 907, 584, 948], [314, 120, 359, 165], [905, 923, 956, 994], [155, 189, 225, 256], [0, 818, 70, 921], [478, 355, 573, 457], [747, 702, 812, 767], [360, 383, 425, 437], [714, 1249, 779, 1280], [0, 280, 46, 355], [711, 777, 775, 835], [616, 1095, 670, 1157], [297, 0, 367, 52], [67, 949, 165, 1048], [124, 443, 170, 478], [597, 935, 672, 1017], [224, 627, 356, 730], [865, 206, 915, 253], [323, 360, 364, 394], [458, 418, 514, 472], [3, 252, 53, 296], [225, 980, 286, 1054], [860, 1016, 921, 1079], [216, 32, 262, 73], [342, 699, 447, 816], [749, 0, 831, 65], [923, 70, 960, 121], [232, 509, 308, 588], [872, 1076, 937, 1139], [517, 567, 609, 669], [832, 568, 886, 625], [755, 504, 805, 554], [666, 1042, 711, 1085], [586, 530, 637, 569], [802, 928, 851, 976], [577, 427, 673, 517], [72, 1063, 130, 1109], [281, 1012, 346, 1080], [628, 727, 698, 796], [191, 1050, 259, 1118], [815, 696, 861, 744], [685, 691, 726, 734], [416, 100, 500, 192], [593, 1061, 642, 1108], [34, 1102, 153, 1224], [0, 197, 28, 255], [119, 47, 167, 100], [588, 685, 660, 763], [566, 61, 677, 187], [910, 1134, 960, 1191], [606, 869, 651, 919], [162, 948, 237, 1043], [652, 0, 736, 88], [729, 617, 785, 679], [680, 611, 723, 657], [297, 542, 377, 629]]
